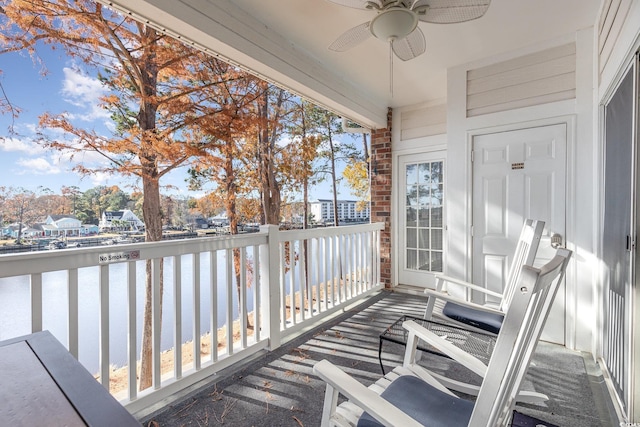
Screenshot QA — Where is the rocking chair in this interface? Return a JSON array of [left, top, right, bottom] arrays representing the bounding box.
[[313, 247, 571, 427]]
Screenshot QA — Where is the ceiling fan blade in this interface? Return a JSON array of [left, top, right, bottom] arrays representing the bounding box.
[[324, 0, 381, 10], [413, 0, 491, 24], [392, 27, 426, 61], [328, 22, 372, 52]]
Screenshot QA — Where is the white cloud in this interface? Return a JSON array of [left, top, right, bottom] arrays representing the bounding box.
[[61, 67, 111, 122], [15, 157, 62, 175], [0, 137, 41, 155], [54, 147, 110, 167], [89, 171, 113, 186]]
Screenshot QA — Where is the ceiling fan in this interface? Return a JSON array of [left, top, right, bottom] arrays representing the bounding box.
[[327, 0, 492, 61]]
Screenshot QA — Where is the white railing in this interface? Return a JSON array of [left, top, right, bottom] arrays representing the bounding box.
[[0, 223, 383, 415]]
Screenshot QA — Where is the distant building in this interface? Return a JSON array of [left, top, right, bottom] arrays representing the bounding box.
[[3, 223, 40, 239], [81, 224, 100, 235], [309, 199, 370, 224], [100, 210, 144, 231], [186, 214, 209, 229], [43, 215, 83, 237]]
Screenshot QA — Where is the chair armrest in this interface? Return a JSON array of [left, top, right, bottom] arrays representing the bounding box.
[[403, 320, 488, 377], [422, 289, 504, 315], [432, 274, 504, 300], [313, 360, 423, 427]]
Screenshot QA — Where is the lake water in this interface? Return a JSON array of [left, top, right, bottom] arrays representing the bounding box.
[[0, 251, 258, 374]]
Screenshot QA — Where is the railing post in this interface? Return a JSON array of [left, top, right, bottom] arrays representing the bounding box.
[[260, 225, 281, 350]]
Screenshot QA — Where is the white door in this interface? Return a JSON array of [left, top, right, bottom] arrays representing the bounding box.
[[472, 123, 567, 344], [398, 152, 445, 288]]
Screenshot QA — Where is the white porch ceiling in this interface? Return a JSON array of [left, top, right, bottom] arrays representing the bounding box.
[[103, 0, 601, 129]]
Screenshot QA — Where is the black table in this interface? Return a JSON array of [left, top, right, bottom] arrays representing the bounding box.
[[0, 331, 140, 426], [378, 315, 496, 374]]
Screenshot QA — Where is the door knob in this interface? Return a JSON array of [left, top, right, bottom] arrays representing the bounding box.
[[550, 233, 563, 248]]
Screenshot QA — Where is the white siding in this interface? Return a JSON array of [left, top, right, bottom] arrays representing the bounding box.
[[598, 0, 634, 79], [466, 43, 576, 117], [399, 103, 447, 141]]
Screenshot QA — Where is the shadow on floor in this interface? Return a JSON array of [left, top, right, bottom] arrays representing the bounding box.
[[145, 291, 615, 427]]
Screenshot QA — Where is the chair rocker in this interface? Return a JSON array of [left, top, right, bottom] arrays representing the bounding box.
[[313, 247, 572, 427]]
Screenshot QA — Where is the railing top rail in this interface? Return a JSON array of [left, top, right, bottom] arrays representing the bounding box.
[[274, 222, 384, 241], [0, 223, 384, 278], [0, 232, 268, 278]]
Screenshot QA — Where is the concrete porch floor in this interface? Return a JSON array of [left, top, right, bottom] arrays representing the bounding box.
[[144, 291, 618, 427]]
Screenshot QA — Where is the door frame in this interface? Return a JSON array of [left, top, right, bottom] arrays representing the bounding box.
[[597, 52, 639, 421], [465, 115, 577, 349], [391, 135, 447, 290]]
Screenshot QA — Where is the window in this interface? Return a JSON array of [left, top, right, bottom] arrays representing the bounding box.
[[405, 161, 443, 272]]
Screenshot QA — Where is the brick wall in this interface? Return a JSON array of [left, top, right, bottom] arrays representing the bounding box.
[[371, 108, 392, 287]]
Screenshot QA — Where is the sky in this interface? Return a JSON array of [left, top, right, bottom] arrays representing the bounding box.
[[0, 44, 356, 201]]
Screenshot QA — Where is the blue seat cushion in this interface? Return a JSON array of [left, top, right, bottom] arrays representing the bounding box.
[[442, 302, 504, 334], [357, 375, 473, 427]]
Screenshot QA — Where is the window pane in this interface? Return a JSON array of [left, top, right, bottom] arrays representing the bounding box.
[[431, 206, 443, 227], [419, 251, 431, 271], [418, 163, 430, 184], [431, 251, 443, 272], [406, 249, 417, 270], [406, 164, 417, 185], [431, 229, 443, 250], [417, 208, 430, 227], [406, 185, 418, 206], [406, 228, 417, 248], [418, 185, 429, 205], [431, 161, 443, 183], [432, 183, 443, 206], [419, 229, 430, 249], [406, 207, 417, 227]]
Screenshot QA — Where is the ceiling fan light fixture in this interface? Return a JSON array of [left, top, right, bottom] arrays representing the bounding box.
[[369, 8, 418, 41]]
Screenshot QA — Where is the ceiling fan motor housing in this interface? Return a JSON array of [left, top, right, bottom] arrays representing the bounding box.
[[369, 7, 418, 41]]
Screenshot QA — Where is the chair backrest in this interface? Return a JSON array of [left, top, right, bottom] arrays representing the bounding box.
[[499, 219, 545, 311], [469, 247, 572, 427]]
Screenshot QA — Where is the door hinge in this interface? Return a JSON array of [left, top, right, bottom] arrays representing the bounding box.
[[470, 225, 474, 237], [471, 150, 474, 162]]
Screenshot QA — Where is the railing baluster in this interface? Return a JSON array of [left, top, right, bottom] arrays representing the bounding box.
[[30, 272, 42, 333], [152, 258, 161, 390], [314, 238, 321, 315], [337, 234, 343, 303], [68, 268, 79, 358], [352, 233, 358, 294], [240, 248, 247, 348], [347, 233, 353, 298], [369, 229, 375, 288], [127, 260, 137, 401], [226, 248, 233, 355], [174, 256, 182, 379], [323, 236, 329, 310], [99, 264, 110, 390], [252, 245, 260, 342], [193, 253, 201, 371], [375, 229, 381, 286], [357, 232, 363, 293], [300, 239, 308, 321], [289, 240, 297, 325], [209, 251, 217, 363], [280, 242, 287, 329], [330, 235, 336, 306]]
